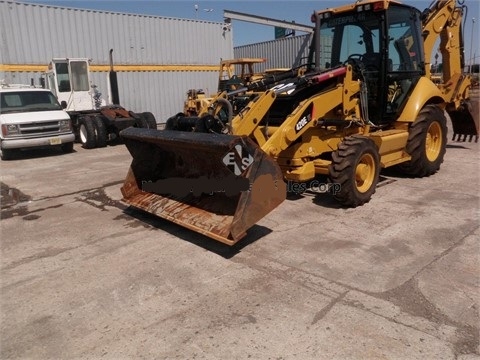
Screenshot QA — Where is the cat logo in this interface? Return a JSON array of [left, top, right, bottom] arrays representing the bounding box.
[[222, 144, 254, 176]]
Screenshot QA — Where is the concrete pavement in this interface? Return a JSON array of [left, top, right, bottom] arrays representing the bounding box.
[[1, 131, 478, 359]]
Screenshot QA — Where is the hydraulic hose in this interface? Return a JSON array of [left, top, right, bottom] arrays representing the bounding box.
[[214, 97, 233, 133]]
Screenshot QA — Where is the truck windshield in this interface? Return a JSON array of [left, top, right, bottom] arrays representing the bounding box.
[[55, 62, 71, 92], [0, 91, 63, 114]]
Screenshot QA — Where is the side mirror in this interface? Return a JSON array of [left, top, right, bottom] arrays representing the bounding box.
[[61, 101, 67, 109]]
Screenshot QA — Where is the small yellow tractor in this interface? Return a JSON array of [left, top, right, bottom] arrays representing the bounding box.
[[183, 58, 267, 117]]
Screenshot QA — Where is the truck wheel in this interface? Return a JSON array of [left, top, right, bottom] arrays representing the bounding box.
[[61, 142, 74, 153], [133, 113, 145, 128], [329, 136, 380, 207], [79, 117, 97, 149], [93, 116, 108, 148], [398, 104, 447, 177], [141, 112, 157, 129]]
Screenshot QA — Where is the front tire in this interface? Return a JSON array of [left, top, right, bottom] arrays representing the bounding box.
[[398, 104, 447, 177], [329, 136, 380, 207], [79, 117, 97, 149]]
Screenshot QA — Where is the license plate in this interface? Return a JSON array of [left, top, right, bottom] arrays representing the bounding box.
[[49, 138, 62, 145]]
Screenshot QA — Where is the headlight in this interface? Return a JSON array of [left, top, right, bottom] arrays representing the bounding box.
[[1, 124, 20, 136], [59, 119, 72, 132]]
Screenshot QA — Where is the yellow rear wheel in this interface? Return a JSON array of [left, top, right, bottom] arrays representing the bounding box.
[[399, 104, 447, 177], [425, 121, 442, 162]]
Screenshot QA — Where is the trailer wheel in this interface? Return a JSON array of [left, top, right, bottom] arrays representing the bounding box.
[[79, 117, 97, 149], [329, 136, 380, 207], [141, 112, 157, 129], [61, 142, 74, 153], [133, 113, 145, 128], [398, 104, 447, 177], [93, 116, 108, 148]]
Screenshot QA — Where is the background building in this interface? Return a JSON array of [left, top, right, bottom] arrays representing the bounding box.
[[1, 1, 316, 125], [0, 0, 234, 123], [235, 34, 311, 71]]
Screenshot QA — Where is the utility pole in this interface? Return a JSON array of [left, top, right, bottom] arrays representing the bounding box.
[[470, 17, 475, 73]]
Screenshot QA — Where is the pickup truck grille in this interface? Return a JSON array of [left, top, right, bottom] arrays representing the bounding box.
[[19, 121, 63, 136], [13, 120, 68, 138]]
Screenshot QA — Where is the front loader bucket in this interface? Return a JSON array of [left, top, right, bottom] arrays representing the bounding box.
[[449, 93, 479, 142], [120, 128, 286, 246]]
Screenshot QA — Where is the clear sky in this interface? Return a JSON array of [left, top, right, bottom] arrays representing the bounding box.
[[24, 0, 480, 64]]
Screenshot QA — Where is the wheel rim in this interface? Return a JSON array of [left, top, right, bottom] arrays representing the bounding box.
[[79, 124, 87, 144], [425, 121, 442, 162], [355, 153, 376, 193]]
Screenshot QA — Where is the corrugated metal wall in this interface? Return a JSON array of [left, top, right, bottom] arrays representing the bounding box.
[[234, 35, 311, 71], [234, 34, 333, 71], [0, 1, 234, 123]]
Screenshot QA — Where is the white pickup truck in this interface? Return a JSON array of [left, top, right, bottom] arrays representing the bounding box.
[[0, 84, 75, 160]]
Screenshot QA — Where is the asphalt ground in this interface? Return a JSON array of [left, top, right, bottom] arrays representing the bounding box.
[[1, 120, 479, 359]]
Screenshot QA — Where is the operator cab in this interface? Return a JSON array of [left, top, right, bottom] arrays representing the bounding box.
[[45, 58, 95, 113], [312, 1, 425, 124]]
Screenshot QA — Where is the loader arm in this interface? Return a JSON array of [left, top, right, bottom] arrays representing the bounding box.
[[231, 67, 356, 145], [231, 66, 363, 182], [262, 66, 360, 158]]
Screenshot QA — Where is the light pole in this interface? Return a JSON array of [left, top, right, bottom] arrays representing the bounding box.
[[470, 17, 475, 73]]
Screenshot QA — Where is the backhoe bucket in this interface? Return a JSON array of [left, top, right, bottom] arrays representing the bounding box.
[[120, 128, 286, 245], [449, 93, 479, 142]]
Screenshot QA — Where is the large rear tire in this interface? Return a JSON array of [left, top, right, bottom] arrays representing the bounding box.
[[329, 136, 380, 207], [398, 104, 447, 177], [93, 116, 107, 148], [79, 117, 97, 149]]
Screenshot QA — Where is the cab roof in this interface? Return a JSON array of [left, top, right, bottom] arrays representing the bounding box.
[[316, 0, 407, 16], [0, 85, 52, 93]]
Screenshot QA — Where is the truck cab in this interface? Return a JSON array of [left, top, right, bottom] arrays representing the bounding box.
[[45, 58, 99, 113]]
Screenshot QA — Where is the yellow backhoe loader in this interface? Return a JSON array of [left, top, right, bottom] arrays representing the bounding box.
[[120, 0, 479, 245]]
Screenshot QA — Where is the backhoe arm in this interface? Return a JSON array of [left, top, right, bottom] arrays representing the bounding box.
[[423, 0, 462, 78], [421, 0, 477, 141], [422, 0, 471, 104]]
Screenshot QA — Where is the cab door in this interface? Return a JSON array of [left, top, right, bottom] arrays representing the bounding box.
[[384, 5, 424, 119], [54, 59, 93, 112]]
